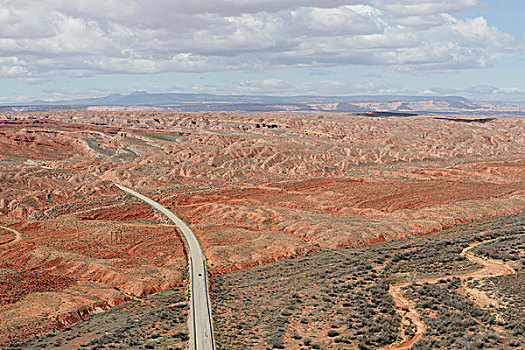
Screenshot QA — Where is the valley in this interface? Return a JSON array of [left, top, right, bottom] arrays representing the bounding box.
[[0, 110, 523, 349]]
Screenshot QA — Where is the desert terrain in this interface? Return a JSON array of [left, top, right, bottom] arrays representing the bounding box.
[[0, 110, 524, 348]]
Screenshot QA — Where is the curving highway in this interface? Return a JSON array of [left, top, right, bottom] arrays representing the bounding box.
[[114, 184, 215, 350]]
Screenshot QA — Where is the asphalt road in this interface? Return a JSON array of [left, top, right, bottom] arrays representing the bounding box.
[[114, 184, 215, 350]]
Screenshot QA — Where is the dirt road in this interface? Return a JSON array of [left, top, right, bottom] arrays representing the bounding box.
[[385, 236, 519, 349], [0, 226, 22, 245]]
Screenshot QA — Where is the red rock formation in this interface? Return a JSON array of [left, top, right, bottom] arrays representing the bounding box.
[[0, 110, 523, 341]]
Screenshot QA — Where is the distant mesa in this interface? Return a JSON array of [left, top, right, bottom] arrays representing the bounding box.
[[0, 91, 523, 116]]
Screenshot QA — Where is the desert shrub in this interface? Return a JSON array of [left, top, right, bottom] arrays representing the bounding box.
[[327, 330, 340, 337]]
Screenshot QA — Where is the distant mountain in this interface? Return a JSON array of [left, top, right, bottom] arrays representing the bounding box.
[[1, 91, 523, 115], [3, 91, 470, 107]]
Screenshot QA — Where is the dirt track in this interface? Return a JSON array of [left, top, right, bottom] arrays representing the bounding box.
[[0, 226, 22, 245], [386, 284, 427, 349], [385, 236, 520, 349]]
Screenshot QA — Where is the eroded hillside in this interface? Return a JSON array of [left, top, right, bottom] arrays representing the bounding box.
[[0, 110, 523, 344]]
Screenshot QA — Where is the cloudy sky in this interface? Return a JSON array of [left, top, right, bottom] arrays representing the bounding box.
[[1, 0, 524, 102]]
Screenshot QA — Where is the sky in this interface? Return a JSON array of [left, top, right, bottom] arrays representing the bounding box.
[[0, 0, 524, 103]]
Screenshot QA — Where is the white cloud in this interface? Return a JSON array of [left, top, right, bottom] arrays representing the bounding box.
[[376, 0, 479, 16], [289, 6, 384, 36], [235, 78, 390, 95], [449, 16, 515, 51], [429, 85, 525, 102], [0, 0, 520, 81], [237, 78, 294, 93]]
